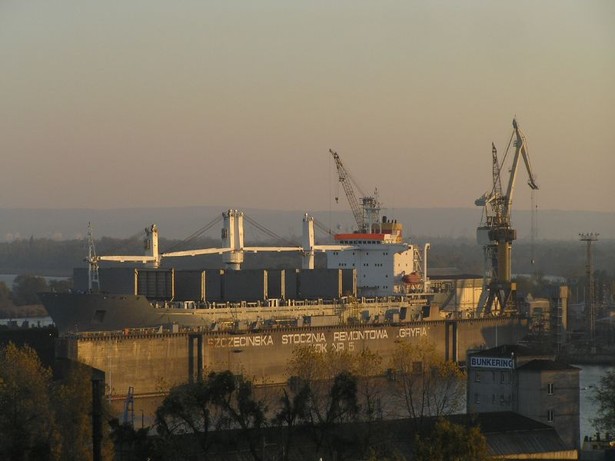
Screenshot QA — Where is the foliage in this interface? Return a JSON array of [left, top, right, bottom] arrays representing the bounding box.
[[0, 281, 12, 309], [0, 342, 60, 461], [51, 363, 116, 461], [389, 339, 465, 425], [592, 370, 615, 434], [109, 419, 153, 461], [155, 370, 267, 460], [11, 274, 48, 306], [0, 344, 114, 461], [48, 279, 72, 293], [413, 418, 489, 461], [284, 347, 363, 459]]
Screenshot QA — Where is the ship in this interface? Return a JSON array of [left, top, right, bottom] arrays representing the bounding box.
[[41, 149, 517, 338], [41, 210, 446, 335]]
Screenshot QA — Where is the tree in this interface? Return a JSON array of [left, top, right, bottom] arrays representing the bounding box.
[[0, 281, 12, 309], [274, 376, 311, 461], [285, 346, 360, 459], [414, 418, 489, 461], [0, 342, 60, 461], [11, 275, 48, 306], [592, 370, 615, 434], [389, 339, 465, 427], [48, 279, 72, 293], [52, 363, 114, 461], [156, 371, 267, 460]]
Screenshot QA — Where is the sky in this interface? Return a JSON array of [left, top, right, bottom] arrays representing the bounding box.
[[1, 0, 614, 214]]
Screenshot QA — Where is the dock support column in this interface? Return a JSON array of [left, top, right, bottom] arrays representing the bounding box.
[[445, 321, 458, 363], [188, 334, 204, 383]]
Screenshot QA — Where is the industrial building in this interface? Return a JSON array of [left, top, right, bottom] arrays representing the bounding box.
[[467, 344, 580, 452]]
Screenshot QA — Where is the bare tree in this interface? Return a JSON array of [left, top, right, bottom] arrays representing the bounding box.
[[389, 339, 465, 427]]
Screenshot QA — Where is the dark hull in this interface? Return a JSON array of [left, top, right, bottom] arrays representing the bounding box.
[[40, 293, 216, 334]]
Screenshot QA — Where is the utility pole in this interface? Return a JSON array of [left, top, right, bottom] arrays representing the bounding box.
[[579, 233, 599, 350]]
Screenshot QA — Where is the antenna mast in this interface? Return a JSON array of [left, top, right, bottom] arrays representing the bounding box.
[[579, 232, 599, 348]]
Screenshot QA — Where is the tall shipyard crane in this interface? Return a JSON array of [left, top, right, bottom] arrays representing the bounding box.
[[475, 119, 538, 314], [330, 149, 380, 233]]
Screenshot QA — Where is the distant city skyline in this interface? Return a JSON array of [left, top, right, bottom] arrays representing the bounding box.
[[1, 1, 613, 213]]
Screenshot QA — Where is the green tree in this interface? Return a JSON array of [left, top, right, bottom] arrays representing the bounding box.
[[48, 279, 72, 293], [11, 275, 48, 306], [0, 342, 60, 461], [156, 371, 267, 460], [285, 347, 360, 459], [414, 418, 489, 461], [274, 376, 311, 461], [51, 363, 117, 461], [0, 281, 12, 309], [592, 370, 615, 433]]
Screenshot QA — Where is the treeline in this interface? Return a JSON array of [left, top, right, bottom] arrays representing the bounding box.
[[0, 275, 73, 318], [0, 235, 613, 278], [1, 340, 489, 461], [0, 343, 114, 460]]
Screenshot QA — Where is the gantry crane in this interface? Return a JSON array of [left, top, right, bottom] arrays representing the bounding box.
[[475, 119, 538, 314], [329, 149, 380, 233]]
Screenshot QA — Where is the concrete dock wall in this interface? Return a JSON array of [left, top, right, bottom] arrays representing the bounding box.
[[63, 317, 528, 400]]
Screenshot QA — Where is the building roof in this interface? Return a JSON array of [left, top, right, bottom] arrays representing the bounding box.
[[471, 344, 538, 357], [452, 412, 574, 458], [517, 359, 580, 372]]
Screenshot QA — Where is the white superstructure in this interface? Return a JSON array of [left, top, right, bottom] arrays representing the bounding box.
[[326, 218, 429, 297]]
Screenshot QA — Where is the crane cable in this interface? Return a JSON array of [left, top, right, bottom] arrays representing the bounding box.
[[163, 215, 223, 253], [242, 214, 299, 247]]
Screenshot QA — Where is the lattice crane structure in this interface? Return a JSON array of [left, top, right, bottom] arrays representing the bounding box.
[[475, 119, 538, 314]]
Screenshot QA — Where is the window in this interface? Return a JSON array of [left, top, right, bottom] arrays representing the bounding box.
[[475, 371, 481, 383], [492, 394, 496, 404], [492, 371, 496, 382], [547, 383, 554, 395], [474, 393, 480, 405], [547, 410, 554, 422]]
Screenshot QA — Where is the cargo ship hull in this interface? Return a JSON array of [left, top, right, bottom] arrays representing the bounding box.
[[39, 291, 428, 335]]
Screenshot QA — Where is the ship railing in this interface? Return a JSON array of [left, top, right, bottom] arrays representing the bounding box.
[[149, 295, 428, 312]]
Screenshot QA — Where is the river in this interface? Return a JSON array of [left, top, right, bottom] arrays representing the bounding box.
[[577, 364, 615, 442]]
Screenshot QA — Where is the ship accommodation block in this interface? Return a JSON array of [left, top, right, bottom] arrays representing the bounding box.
[[326, 241, 416, 297]]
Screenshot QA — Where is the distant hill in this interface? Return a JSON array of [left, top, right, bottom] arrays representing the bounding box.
[[0, 207, 613, 242]]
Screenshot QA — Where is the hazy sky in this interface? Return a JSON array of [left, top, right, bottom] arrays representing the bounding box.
[[1, 0, 614, 214]]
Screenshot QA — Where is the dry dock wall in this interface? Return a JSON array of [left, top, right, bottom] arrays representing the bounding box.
[[58, 317, 528, 400]]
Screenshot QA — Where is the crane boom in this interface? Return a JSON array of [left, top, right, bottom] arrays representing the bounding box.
[[504, 119, 538, 219], [475, 118, 539, 314], [330, 149, 366, 232], [330, 149, 381, 233]]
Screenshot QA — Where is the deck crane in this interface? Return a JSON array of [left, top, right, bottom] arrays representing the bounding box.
[[475, 118, 538, 314], [329, 149, 380, 233]]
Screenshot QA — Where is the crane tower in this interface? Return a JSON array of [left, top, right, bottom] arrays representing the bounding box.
[[475, 119, 538, 314]]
